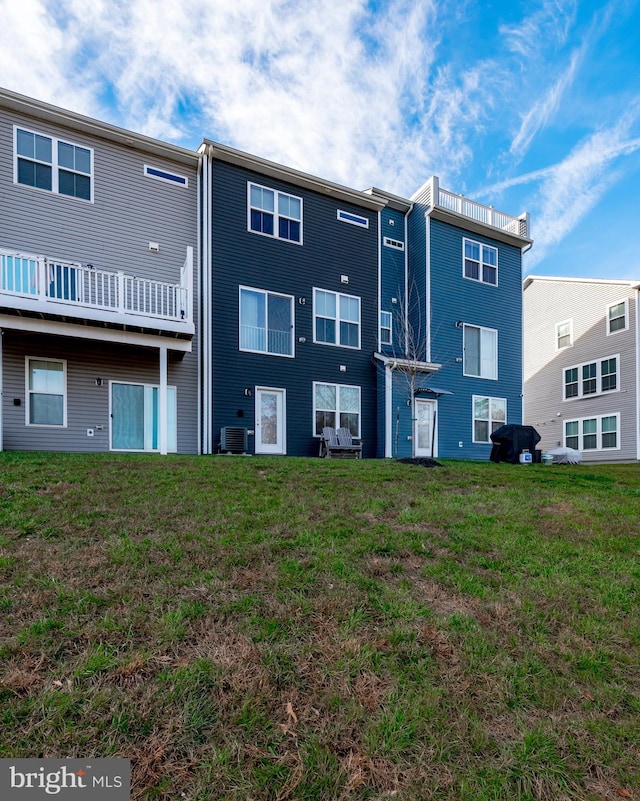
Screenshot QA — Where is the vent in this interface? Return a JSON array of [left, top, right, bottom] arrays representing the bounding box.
[[220, 427, 248, 454]]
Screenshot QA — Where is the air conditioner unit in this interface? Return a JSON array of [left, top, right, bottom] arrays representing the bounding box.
[[220, 427, 248, 454]]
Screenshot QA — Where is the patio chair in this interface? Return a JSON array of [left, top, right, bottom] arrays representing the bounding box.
[[336, 427, 363, 458]]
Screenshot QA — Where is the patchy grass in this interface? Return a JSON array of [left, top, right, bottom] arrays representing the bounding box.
[[0, 451, 638, 800]]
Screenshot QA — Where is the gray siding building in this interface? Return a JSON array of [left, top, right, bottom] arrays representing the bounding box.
[[524, 276, 639, 462], [0, 88, 199, 454]]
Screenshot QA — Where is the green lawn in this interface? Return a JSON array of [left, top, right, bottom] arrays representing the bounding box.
[[0, 452, 638, 800]]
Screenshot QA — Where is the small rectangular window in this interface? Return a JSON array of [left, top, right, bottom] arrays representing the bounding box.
[[26, 357, 66, 426], [383, 237, 405, 251], [248, 182, 302, 243], [607, 300, 627, 334], [337, 209, 369, 228], [463, 238, 498, 285], [144, 165, 188, 187], [556, 320, 572, 349], [380, 311, 392, 345]]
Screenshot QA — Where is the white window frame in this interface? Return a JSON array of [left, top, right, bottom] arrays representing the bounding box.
[[463, 324, 498, 380], [337, 209, 369, 228], [247, 182, 303, 244], [14, 126, 94, 202], [383, 237, 405, 251], [313, 288, 361, 349], [238, 286, 294, 358], [463, 238, 498, 286], [25, 357, 67, 428], [562, 354, 619, 401], [606, 299, 628, 335], [313, 381, 361, 438], [556, 319, 573, 350], [380, 311, 392, 346], [564, 413, 620, 452], [143, 164, 188, 188], [109, 381, 177, 453], [472, 395, 506, 443]]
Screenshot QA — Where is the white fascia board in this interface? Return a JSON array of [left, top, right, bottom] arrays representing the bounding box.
[[374, 352, 442, 373], [201, 140, 386, 212], [0, 314, 192, 352], [524, 275, 640, 290], [0, 86, 199, 167]]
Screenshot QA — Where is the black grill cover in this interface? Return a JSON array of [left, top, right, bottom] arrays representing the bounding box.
[[489, 424, 541, 464]]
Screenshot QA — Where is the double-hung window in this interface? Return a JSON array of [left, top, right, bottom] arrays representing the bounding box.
[[565, 414, 619, 451], [556, 320, 572, 349], [607, 300, 628, 334], [380, 311, 392, 345], [314, 289, 360, 348], [472, 396, 506, 443], [15, 127, 92, 201], [313, 382, 361, 437], [248, 183, 302, 243], [563, 355, 618, 400], [26, 358, 66, 426], [239, 287, 294, 356], [463, 239, 498, 285], [463, 324, 497, 379]]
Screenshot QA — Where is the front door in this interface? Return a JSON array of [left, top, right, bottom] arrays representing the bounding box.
[[414, 399, 436, 457], [255, 387, 286, 454]]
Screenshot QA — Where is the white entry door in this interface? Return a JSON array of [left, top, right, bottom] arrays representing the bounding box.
[[255, 388, 286, 454], [414, 399, 437, 457]]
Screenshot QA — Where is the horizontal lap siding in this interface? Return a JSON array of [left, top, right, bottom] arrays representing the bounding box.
[[524, 280, 637, 461], [210, 161, 379, 457], [2, 331, 198, 453], [0, 107, 200, 454], [428, 219, 523, 459]]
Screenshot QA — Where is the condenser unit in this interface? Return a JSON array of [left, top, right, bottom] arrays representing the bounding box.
[[220, 427, 248, 454]]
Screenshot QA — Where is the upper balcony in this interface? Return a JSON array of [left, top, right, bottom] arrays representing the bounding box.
[[0, 246, 194, 345], [420, 176, 531, 246]]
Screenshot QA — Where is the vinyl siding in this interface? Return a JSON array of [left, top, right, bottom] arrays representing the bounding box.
[[427, 218, 523, 459], [0, 106, 200, 454], [2, 331, 198, 453], [209, 160, 379, 457], [524, 279, 637, 462]]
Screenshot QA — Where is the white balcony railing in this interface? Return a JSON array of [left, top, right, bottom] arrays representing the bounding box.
[[430, 178, 530, 239], [0, 248, 192, 325]]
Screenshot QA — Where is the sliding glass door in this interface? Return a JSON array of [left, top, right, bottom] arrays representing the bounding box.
[[111, 382, 177, 451]]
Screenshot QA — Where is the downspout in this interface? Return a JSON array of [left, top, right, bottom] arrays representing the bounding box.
[[196, 153, 202, 454], [200, 145, 214, 454], [520, 241, 533, 426]]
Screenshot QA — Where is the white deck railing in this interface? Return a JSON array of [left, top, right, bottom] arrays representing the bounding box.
[[435, 182, 529, 239], [0, 249, 191, 323]]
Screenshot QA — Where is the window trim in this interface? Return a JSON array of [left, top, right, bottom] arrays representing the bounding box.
[[14, 126, 94, 202], [463, 323, 498, 380], [313, 287, 361, 350], [606, 298, 628, 335], [562, 354, 619, 401], [463, 238, 498, 286], [143, 164, 188, 188], [247, 182, 303, 245], [472, 395, 507, 444], [564, 413, 620, 452], [556, 319, 573, 350], [337, 209, 369, 228], [25, 356, 67, 428], [313, 381, 361, 439], [383, 237, 405, 251], [238, 286, 295, 358]]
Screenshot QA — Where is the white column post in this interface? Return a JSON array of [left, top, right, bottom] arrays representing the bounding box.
[[159, 346, 168, 455]]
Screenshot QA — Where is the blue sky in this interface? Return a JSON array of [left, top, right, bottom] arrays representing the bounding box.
[[1, 0, 639, 278]]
